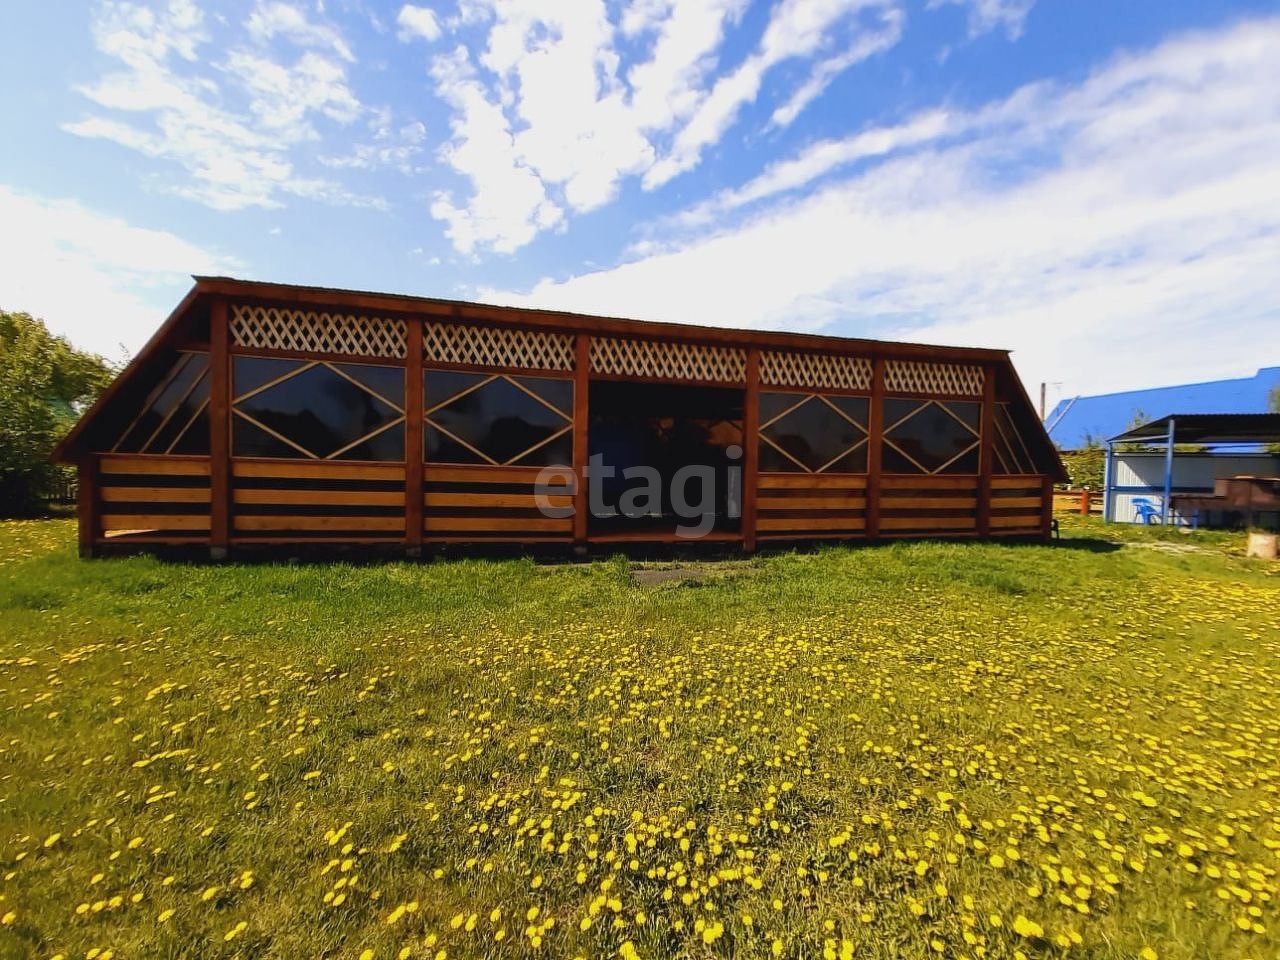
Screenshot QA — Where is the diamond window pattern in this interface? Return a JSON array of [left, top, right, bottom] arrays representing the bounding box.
[[882, 399, 980, 474], [425, 372, 573, 466], [759, 392, 869, 473], [232, 358, 405, 460]]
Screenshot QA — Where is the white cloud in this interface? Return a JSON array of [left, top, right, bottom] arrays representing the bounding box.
[[0, 185, 237, 360], [428, 46, 563, 254], [397, 4, 441, 42], [66, 0, 368, 211], [246, 0, 355, 61], [488, 17, 1280, 397], [929, 0, 1035, 40], [644, 0, 904, 188]]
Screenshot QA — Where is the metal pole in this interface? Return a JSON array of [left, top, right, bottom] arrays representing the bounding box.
[[1103, 441, 1114, 523], [1162, 418, 1175, 525]]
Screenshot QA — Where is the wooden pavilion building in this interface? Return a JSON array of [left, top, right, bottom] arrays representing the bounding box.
[[55, 278, 1065, 557]]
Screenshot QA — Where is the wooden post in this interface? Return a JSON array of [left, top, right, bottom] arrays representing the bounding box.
[[76, 456, 97, 558], [1079, 489, 1090, 516], [865, 356, 885, 539], [572, 333, 590, 553], [208, 298, 231, 559], [1041, 477, 1054, 541], [405, 321, 424, 557], [977, 363, 995, 539], [742, 349, 760, 553]]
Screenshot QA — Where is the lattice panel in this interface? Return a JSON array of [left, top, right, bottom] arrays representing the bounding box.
[[231, 305, 407, 358], [760, 351, 872, 391], [424, 322, 574, 371], [591, 337, 746, 383], [884, 360, 983, 396]]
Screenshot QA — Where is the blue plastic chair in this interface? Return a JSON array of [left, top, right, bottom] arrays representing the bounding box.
[[1131, 497, 1161, 524]]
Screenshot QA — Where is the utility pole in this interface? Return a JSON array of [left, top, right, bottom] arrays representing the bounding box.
[[1039, 382, 1046, 420]]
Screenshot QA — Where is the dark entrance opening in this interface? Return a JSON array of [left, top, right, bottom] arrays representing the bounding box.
[[588, 381, 744, 538]]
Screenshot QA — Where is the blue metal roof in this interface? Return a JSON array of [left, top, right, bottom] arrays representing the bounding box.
[[1046, 367, 1280, 449]]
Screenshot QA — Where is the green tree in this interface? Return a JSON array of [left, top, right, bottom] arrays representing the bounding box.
[[1058, 436, 1104, 490], [1269, 384, 1280, 455], [0, 311, 114, 516]]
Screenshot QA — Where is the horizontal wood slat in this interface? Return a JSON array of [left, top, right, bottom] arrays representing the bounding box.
[[757, 496, 867, 511], [880, 496, 977, 510], [991, 496, 1042, 509], [425, 492, 573, 509], [991, 475, 1043, 489], [758, 474, 867, 490], [233, 459, 403, 481], [101, 514, 212, 532], [234, 489, 404, 507], [99, 455, 211, 476], [990, 514, 1044, 529], [881, 475, 979, 491], [426, 464, 575, 486], [101, 487, 211, 503], [424, 516, 572, 533], [757, 516, 866, 532], [236, 515, 405, 532]]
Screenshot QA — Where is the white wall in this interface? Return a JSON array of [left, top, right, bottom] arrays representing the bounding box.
[[1109, 453, 1280, 523]]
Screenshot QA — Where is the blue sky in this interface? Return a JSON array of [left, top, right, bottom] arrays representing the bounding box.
[[2, 0, 1277, 407]]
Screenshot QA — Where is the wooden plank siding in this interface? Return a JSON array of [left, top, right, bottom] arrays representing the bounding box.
[[67, 278, 1063, 555]]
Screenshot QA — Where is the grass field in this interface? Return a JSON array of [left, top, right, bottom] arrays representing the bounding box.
[[1, 519, 1278, 960]]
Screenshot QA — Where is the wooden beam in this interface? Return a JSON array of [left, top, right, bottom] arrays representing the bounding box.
[[572, 333, 590, 551], [977, 362, 996, 539], [742, 348, 760, 553], [208, 298, 231, 559], [865, 357, 885, 539], [76, 457, 97, 558], [405, 320, 424, 556], [1041, 477, 1054, 541]]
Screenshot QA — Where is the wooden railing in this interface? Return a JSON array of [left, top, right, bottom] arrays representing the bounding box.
[[755, 473, 867, 539]]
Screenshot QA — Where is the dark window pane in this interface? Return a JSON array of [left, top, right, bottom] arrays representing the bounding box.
[[759, 392, 805, 425], [828, 395, 869, 429], [336, 363, 405, 409], [511, 432, 573, 467], [884, 398, 924, 427], [759, 441, 805, 472], [117, 353, 207, 452], [145, 371, 209, 453], [517, 376, 573, 415], [826, 444, 868, 474], [938, 447, 980, 475], [884, 402, 979, 474], [760, 397, 866, 472], [234, 357, 305, 399], [234, 415, 308, 459], [881, 445, 924, 474], [342, 423, 405, 462], [170, 413, 210, 456], [427, 376, 570, 465], [943, 401, 980, 432], [234, 363, 402, 460], [426, 370, 487, 408], [426, 426, 486, 464]]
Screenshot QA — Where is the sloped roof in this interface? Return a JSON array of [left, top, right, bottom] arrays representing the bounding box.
[[1109, 413, 1280, 445], [1046, 367, 1280, 449], [56, 277, 1066, 482]]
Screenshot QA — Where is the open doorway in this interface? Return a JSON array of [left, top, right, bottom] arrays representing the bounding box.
[[588, 381, 743, 538]]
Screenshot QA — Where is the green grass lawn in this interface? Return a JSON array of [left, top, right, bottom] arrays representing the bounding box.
[[1, 519, 1278, 960]]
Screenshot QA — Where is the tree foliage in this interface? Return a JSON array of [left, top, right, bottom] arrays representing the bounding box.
[[0, 311, 114, 516]]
